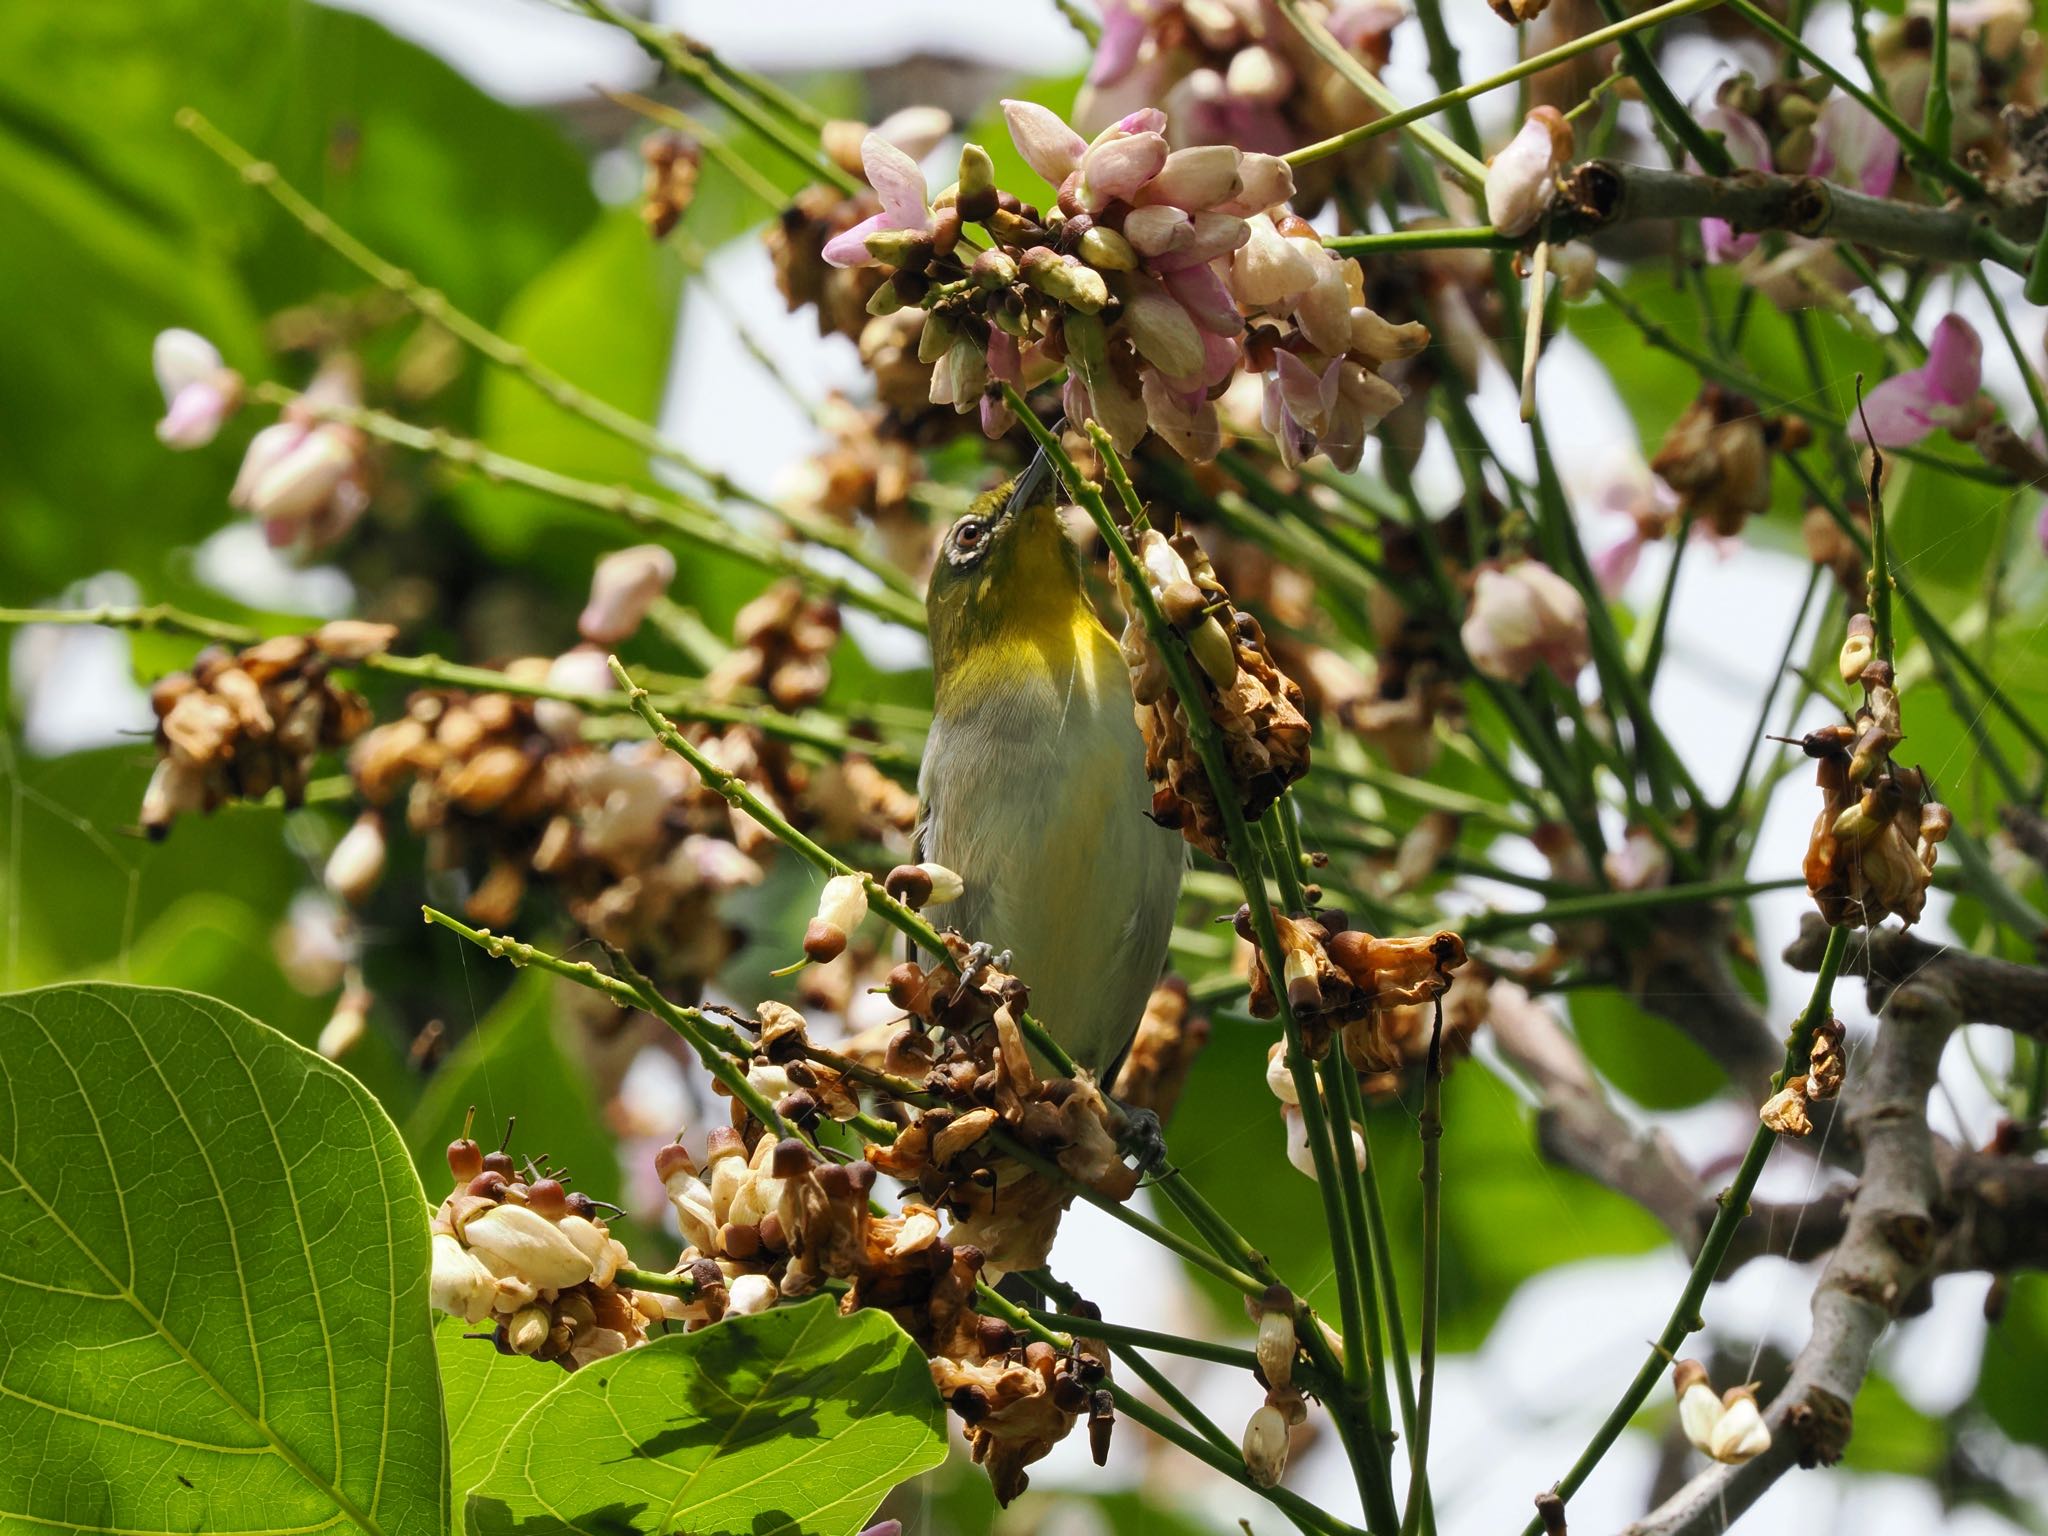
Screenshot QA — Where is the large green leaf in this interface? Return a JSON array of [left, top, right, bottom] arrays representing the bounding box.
[[0, 982, 446, 1534], [439, 1317, 557, 1533], [467, 1295, 948, 1536]]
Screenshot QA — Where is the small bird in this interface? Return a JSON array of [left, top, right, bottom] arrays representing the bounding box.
[[918, 448, 1185, 1081]]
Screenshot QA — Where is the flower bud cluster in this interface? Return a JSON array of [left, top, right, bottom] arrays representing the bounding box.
[[1109, 976, 1209, 1119], [819, 102, 1427, 468], [1077, 0, 1399, 202], [1242, 904, 1468, 1065], [639, 130, 702, 241], [778, 395, 936, 575], [229, 358, 375, 553], [1759, 1012, 1848, 1137], [1798, 616, 1950, 929], [1112, 529, 1311, 857], [648, 1024, 1108, 1507], [1652, 385, 1812, 536], [430, 1129, 652, 1371], [702, 581, 843, 711], [141, 622, 392, 837], [860, 935, 1141, 1276], [1671, 1359, 1771, 1463]]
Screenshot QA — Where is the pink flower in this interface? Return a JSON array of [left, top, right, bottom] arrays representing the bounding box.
[[1692, 105, 1773, 263], [1810, 97, 1898, 199], [1850, 315, 1981, 446], [1089, 1, 1149, 87], [1460, 560, 1592, 685], [227, 359, 369, 550], [578, 544, 677, 644], [1486, 108, 1572, 238], [1260, 352, 1400, 473], [2035, 499, 2048, 556], [1603, 825, 1671, 891], [153, 329, 241, 448], [821, 133, 934, 267]]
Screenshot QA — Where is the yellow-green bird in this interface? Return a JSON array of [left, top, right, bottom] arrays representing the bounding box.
[[918, 449, 1185, 1081]]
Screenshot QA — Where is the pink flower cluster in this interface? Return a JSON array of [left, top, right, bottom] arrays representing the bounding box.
[[825, 101, 1427, 469]]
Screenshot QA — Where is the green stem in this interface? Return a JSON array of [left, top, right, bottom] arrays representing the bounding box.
[[1400, 1006, 1445, 1536], [615, 1266, 701, 1299], [421, 907, 789, 1134], [257, 382, 926, 630], [1460, 876, 1806, 938], [1272, 0, 1486, 186], [976, 1286, 1366, 1536], [1022, 1309, 1263, 1371], [0, 602, 258, 645], [1926, 0, 1953, 163], [1723, 0, 1986, 199], [570, 0, 860, 194], [179, 110, 917, 601], [1283, 0, 1729, 167], [1522, 923, 1851, 1534], [1038, 403, 1400, 1533], [1587, 0, 1729, 171], [1326, 227, 1516, 255], [1972, 266, 2048, 433]]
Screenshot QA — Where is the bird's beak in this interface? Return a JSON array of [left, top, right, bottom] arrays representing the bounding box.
[[1005, 441, 1060, 520]]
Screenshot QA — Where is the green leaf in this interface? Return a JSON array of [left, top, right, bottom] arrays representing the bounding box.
[[467, 1295, 948, 1536], [1980, 1272, 2048, 1449], [455, 210, 685, 568], [0, 981, 446, 1534], [438, 1316, 557, 1532], [1564, 987, 1729, 1109]]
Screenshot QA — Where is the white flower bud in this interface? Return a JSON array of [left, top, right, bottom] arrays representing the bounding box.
[[461, 1203, 595, 1291], [317, 988, 370, 1061], [1486, 107, 1572, 238], [578, 544, 676, 645], [917, 862, 965, 905], [666, 1174, 719, 1254], [153, 328, 240, 448], [1265, 1042, 1299, 1105], [1242, 1403, 1290, 1486], [323, 812, 387, 906], [505, 1303, 552, 1355], [1230, 213, 1317, 308], [1707, 1387, 1770, 1463], [890, 1208, 942, 1256], [1257, 1308, 1297, 1388], [804, 872, 870, 962], [727, 1273, 779, 1316], [556, 1214, 621, 1288], [430, 1232, 500, 1322]]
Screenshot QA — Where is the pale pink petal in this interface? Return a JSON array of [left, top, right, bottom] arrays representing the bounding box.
[[1089, 1, 1147, 86], [1810, 97, 1898, 198], [1109, 108, 1168, 137], [1698, 105, 1772, 174], [158, 381, 233, 449], [1162, 261, 1243, 336], [1081, 130, 1169, 208], [1124, 204, 1193, 259], [821, 211, 889, 268], [1848, 371, 1943, 445], [1924, 314, 1982, 404], [1135, 145, 1244, 210], [1217, 151, 1296, 215], [1700, 217, 1758, 265], [1002, 99, 1086, 186], [980, 390, 1015, 439], [1590, 526, 1644, 596], [860, 132, 929, 228], [153, 329, 223, 398], [1120, 275, 1205, 377], [871, 106, 951, 163], [984, 328, 1022, 385]]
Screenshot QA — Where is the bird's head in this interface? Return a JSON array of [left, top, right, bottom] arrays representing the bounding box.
[[926, 448, 1096, 709]]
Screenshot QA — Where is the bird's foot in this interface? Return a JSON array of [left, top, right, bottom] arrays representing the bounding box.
[[1115, 1104, 1171, 1177]]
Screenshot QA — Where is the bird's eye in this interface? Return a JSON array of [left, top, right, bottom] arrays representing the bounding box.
[[949, 517, 989, 561]]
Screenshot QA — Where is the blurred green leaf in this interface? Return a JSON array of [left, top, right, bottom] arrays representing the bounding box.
[[1839, 1370, 1946, 1476], [467, 1296, 947, 1536], [1980, 1272, 2048, 1448], [455, 210, 689, 574], [1565, 987, 1729, 1110], [0, 981, 445, 1534]]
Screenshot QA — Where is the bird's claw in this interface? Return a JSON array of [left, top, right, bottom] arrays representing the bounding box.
[[1116, 1104, 1171, 1176]]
